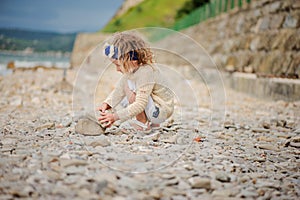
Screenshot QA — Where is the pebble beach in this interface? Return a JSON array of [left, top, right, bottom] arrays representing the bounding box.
[[0, 66, 299, 199]]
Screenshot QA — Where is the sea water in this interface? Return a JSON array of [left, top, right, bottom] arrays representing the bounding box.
[[0, 51, 70, 76]]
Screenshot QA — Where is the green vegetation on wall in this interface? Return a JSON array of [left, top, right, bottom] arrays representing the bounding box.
[[174, 0, 252, 30], [103, 0, 253, 34], [175, 0, 210, 20], [102, 0, 189, 33]]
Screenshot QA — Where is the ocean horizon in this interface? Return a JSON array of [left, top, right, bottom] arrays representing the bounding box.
[[0, 51, 70, 76]]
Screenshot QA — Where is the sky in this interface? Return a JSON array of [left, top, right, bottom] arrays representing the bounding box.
[[0, 0, 124, 33]]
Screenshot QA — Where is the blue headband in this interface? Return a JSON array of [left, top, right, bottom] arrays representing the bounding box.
[[103, 43, 138, 60]]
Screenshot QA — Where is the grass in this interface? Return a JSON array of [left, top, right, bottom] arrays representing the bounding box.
[[101, 0, 189, 33]]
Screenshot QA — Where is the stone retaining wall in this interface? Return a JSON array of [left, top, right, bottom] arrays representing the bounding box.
[[182, 0, 300, 78], [72, 0, 299, 76], [70, 0, 300, 100]]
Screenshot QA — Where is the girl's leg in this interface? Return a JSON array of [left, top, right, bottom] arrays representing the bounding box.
[[124, 83, 148, 124]]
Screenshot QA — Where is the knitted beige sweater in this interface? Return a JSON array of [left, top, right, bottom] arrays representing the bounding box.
[[104, 64, 174, 122]]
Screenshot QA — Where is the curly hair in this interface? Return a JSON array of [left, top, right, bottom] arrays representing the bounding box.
[[111, 32, 154, 73]]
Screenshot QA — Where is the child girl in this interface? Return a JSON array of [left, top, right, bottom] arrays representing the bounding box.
[[98, 32, 174, 133]]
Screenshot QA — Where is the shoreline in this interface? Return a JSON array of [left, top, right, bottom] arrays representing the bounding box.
[[0, 49, 71, 57], [0, 51, 71, 76]]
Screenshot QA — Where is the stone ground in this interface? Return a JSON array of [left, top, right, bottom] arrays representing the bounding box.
[[0, 68, 299, 200]]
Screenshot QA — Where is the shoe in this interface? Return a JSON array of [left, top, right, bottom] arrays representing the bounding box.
[[151, 123, 160, 130], [120, 119, 151, 134]]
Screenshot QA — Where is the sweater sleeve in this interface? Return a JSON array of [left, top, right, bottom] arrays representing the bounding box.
[[104, 76, 126, 108], [116, 66, 155, 121]]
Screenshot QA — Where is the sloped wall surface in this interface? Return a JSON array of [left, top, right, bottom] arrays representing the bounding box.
[[182, 0, 300, 78], [70, 33, 110, 67]]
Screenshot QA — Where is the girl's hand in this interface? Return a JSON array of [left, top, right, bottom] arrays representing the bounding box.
[[97, 103, 111, 113], [98, 112, 118, 128]]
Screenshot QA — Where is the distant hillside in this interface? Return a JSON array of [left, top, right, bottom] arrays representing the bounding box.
[[113, 0, 145, 18], [102, 0, 189, 32], [0, 28, 76, 52]]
